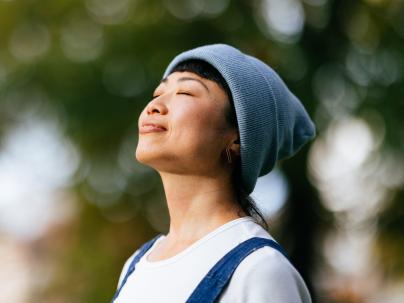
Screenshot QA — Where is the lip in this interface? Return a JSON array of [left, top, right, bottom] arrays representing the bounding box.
[[139, 123, 167, 134]]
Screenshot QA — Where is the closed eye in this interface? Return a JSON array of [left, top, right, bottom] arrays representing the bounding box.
[[178, 92, 193, 96], [152, 92, 192, 99]]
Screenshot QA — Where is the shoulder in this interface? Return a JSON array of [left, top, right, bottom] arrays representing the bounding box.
[[237, 246, 303, 286], [220, 245, 312, 303], [116, 234, 164, 289], [117, 248, 141, 289]]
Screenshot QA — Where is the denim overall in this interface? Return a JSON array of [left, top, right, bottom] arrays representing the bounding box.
[[112, 233, 288, 303]]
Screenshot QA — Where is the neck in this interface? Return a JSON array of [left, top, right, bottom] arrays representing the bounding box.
[[158, 171, 247, 244]]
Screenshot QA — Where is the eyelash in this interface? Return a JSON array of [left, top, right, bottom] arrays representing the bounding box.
[[152, 92, 192, 99], [178, 92, 192, 96]]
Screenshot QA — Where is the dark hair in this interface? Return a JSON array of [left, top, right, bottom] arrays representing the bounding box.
[[169, 59, 269, 230]]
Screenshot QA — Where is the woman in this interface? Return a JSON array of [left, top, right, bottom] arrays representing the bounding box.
[[112, 43, 316, 302]]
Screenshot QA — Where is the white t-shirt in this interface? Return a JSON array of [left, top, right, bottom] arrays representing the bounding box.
[[115, 216, 312, 303]]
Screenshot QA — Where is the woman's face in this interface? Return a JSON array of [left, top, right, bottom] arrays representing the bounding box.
[[136, 71, 237, 175]]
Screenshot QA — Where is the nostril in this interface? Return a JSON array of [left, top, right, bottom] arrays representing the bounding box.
[[148, 108, 160, 115], [147, 103, 167, 115], [147, 103, 159, 115]]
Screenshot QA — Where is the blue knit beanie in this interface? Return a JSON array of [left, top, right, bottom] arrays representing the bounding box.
[[162, 43, 316, 194]]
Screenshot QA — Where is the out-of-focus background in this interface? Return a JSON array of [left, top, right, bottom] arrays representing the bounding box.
[[1, 0, 403, 302]]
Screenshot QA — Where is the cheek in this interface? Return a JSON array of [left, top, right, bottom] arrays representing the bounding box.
[[173, 105, 226, 144]]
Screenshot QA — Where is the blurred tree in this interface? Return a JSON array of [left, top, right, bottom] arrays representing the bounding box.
[[1, 0, 404, 302]]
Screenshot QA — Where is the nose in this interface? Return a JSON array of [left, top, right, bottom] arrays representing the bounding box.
[[146, 98, 168, 115]]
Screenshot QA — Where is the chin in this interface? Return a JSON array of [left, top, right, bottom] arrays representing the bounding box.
[[135, 145, 159, 166], [135, 146, 148, 164]]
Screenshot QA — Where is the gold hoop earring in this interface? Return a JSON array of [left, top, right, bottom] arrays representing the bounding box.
[[225, 147, 232, 164]]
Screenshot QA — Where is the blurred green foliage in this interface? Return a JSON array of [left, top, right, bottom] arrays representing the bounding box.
[[1, 0, 404, 302]]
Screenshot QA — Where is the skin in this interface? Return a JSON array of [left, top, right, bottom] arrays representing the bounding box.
[[135, 71, 247, 261]]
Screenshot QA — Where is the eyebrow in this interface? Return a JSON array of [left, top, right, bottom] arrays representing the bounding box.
[[161, 76, 210, 93]]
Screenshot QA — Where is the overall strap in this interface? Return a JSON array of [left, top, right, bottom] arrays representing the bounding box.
[[186, 237, 289, 303], [111, 233, 164, 302]]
